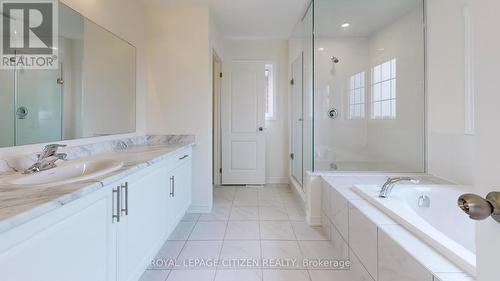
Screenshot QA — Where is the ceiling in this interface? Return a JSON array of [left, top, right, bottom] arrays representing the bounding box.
[[143, 0, 310, 39], [315, 0, 422, 38]]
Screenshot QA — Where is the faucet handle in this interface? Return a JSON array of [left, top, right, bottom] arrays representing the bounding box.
[[39, 144, 67, 160], [44, 144, 67, 150]]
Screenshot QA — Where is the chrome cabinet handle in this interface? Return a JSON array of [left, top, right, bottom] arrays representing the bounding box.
[[179, 155, 189, 160], [170, 176, 175, 197], [112, 187, 120, 223], [120, 182, 129, 216]]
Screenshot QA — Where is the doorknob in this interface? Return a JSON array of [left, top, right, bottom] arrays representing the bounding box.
[[458, 192, 500, 223], [258, 127, 264, 131]]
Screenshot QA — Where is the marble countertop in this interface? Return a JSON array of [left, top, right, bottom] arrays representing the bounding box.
[[0, 135, 195, 234]]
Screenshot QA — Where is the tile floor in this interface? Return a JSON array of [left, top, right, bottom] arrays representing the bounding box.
[[139, 184, 349, 281]]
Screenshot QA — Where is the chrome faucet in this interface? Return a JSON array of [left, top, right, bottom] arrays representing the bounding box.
[[23, 144, 68, 174], [379, 177, 420, 198]]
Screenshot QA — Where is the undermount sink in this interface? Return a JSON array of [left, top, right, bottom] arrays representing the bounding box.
[[4, 159, 124, 187]]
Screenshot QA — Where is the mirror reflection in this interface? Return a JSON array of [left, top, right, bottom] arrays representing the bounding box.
[[0, 3, 136, 148]]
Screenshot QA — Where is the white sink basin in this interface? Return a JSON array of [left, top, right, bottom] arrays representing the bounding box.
[[4, 159, 123, 187]]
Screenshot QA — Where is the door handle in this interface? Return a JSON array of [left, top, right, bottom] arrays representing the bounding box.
[[179, 155, 189, 160], [120, 182, 129, 216], [458, 192, 500, 223], [112, 187, 120, 223], [258, 127, 264, 131]]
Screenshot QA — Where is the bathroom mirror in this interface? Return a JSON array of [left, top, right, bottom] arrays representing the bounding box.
[[0, 3, 136, 148]]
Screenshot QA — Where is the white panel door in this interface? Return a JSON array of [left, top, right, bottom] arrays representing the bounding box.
[[291, 54, 304, 185], [222, 61, 266, 185], [471, 1, 500, 280]]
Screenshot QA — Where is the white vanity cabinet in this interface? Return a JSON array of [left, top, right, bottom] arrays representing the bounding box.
[[0, 147, 193, 281], [117, 148, 192, 281], [0, 186, 116, 281]]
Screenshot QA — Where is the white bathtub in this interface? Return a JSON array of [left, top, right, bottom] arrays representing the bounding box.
[[353, 184, 476, 276]]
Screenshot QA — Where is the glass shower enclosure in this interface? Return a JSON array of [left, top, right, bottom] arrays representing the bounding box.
[[290, 3, 314, 187], [290, 0, 426, 182], [0, 68, 63, 147]]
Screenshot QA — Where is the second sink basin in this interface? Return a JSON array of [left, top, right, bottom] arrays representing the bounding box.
[[6, 159, 124, 187]]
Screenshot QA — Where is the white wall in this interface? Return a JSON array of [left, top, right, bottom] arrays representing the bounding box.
[[366, 8, 425, 171], [426, 0, 475, 185], [470, 1, 500, 280], [222, 39, 290, 184], [0, 0, 147, 158], [145, 5, 214, 212], [314, 38, 370, 164]]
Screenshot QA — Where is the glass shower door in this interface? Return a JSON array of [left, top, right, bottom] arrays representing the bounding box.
[[291, 53, 304, 185], [0, 69, 15, 147], [15, 68, 63, 146]]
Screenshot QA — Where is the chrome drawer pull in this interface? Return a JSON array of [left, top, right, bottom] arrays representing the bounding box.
[[120, 182, 129, 216], [170, 176, 175, 197], [112, 187, 120, 223]]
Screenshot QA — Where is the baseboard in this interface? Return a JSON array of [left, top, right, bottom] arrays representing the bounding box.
[[306, 215, 321, 226], [266, 177, 289, 184], [187, 204, 212, 213], [289, 176, 306, 202]]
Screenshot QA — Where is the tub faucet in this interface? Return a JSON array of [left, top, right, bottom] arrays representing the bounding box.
[[23, 144, 68, 174], [379, 177, 420, 198]]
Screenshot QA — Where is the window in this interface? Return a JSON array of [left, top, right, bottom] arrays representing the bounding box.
[[348, 72, 366, 119], [372, 59, 396, 119], [265, 64, 275, 120]]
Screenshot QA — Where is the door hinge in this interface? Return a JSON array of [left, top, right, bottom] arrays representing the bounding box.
[[290, 153, 295, 160], [219, 72, 223, 78], [290, 78, 294, 85]]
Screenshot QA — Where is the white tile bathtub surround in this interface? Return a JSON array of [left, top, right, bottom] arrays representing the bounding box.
[[348, 202, 384, 280], [378, 225, 464, 274], [321, 182, 331, 220], [0, 135, 195, 234], [378, 229, 434, 281], [308, 250, 373, 281], [329, 185, 350, 240], [319, 174, 473, 281]]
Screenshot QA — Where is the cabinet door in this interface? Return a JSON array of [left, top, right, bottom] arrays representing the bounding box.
[[118, 165, 170, 281], [171, 158, 192, 215], [0, 188, 116, 281]]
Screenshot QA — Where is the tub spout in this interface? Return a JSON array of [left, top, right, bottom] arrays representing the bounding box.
[[379, 177, 420, 198]]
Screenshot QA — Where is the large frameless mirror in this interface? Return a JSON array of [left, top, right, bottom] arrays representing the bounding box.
[[0, 3, 136, 148]]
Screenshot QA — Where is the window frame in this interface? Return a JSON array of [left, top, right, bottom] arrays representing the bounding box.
[[348, 71, 366, 120], [265, 63, 277, 121], [371, 58, 397, 120]]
